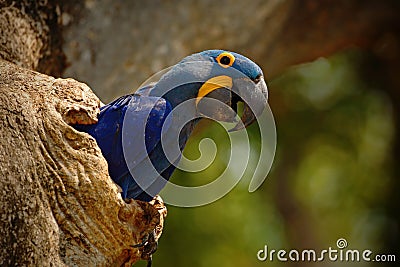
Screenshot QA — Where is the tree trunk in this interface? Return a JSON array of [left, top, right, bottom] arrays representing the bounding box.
[[0, 1, 166, 266]]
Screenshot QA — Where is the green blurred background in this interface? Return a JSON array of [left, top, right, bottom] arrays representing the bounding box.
[[154, 51, 396, 267], [62, 1, 400, 266]]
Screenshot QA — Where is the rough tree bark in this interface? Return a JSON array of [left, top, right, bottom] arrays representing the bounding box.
[[0, 1, 166, 266]]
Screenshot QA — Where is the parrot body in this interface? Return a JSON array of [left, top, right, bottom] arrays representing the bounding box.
[[74, 50, 268, 201], [75, 90, 194, 201]]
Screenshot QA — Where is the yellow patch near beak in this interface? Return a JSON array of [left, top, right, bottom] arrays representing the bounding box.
[[196, 75, 233, 105]]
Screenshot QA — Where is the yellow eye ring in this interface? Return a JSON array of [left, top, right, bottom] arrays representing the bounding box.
[[216, 52, 235, 68]]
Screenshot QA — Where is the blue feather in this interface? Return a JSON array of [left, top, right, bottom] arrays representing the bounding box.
[[74, 92, 174, 201]]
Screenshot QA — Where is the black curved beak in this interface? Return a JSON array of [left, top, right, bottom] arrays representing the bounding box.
[[229, 76, 268, 131], [196, 76, 268, 129], [196, 87, 238, 123]]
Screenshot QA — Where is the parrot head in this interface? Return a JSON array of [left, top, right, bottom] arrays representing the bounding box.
[[149, 50, 268, 130]]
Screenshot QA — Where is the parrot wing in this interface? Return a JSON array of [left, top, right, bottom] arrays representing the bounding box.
[[75, 92, 173, 200]]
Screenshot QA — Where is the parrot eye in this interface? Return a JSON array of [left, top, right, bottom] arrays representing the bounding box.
[[220, 56, 231, 65], [216, 52, 235, 68]]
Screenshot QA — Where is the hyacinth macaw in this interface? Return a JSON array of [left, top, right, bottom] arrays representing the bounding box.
[[74, 50, 268, 202]]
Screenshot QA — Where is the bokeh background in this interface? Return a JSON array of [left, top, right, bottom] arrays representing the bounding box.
[[61, 1, 399, 266]]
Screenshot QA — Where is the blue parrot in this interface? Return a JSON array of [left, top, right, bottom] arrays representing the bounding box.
[[74, 50, 268, 202]]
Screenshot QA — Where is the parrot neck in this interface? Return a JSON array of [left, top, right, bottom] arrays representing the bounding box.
[[150, 63, 211, 146], [152, 82, 202, 109], [178, 119, 200, 150]]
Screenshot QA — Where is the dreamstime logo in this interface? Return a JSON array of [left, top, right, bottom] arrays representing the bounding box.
[[122, 61, 276, 207], [257, 238, 396, 263], [336, 238, 348, 249]]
